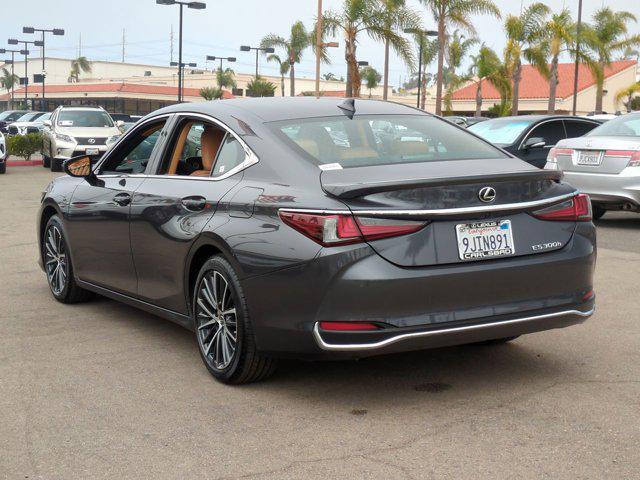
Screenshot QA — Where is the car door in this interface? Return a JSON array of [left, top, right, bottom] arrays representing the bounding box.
[[64, 116, 170, 295], [129, 114, 251, 314], [518, 120, 567, 169]]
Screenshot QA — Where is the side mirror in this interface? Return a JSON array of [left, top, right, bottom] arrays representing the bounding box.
[[523, 137, 546, 150], [43, 119, 52, 128], [63, 155, 95, 179]]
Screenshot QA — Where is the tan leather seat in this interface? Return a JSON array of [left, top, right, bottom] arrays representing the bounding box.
[[191, 127, 225, 176]]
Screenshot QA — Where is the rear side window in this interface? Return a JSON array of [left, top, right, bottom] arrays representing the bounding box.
[[212, 136, 246, 177], [273, 115, 506, 169], [564, 120, 598, 138]]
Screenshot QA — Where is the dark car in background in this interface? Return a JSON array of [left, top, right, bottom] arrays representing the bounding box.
[[38, 98, 596, 384], [0, 110, 30, 133], [469, 115, 601, 168]]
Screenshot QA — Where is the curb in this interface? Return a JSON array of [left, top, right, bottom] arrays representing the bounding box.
[[6, 157, 44, 167]]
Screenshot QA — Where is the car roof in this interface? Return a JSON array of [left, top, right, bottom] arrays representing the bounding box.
[[482, 114, 599, 123], [155, 97, 427, 123]]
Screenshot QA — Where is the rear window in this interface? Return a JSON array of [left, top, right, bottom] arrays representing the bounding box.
[[468, 118, 535, 145], [272, 115, 506, 168], [586, 114, 640, 137]]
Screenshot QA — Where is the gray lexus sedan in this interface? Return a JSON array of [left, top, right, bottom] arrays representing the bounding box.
[[545, 112, 640, 219], [38, 98, 596, 384]]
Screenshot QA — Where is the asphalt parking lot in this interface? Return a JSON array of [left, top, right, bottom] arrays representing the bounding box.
[[1, 167, 639, 479]]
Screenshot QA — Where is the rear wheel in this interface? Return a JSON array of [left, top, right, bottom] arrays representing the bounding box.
[[43, 216, 91, 303], [592, 203, 606, 221], [0, 163, 5, 174], [193, 256, 277, 384]]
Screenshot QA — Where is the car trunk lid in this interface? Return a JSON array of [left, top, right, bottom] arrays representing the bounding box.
[[555, 136, 640, 175]]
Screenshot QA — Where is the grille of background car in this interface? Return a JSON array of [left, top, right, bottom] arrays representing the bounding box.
[[74, 137, 107, 145]]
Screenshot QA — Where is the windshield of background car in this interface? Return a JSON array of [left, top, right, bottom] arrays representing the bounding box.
[[468, 118, 535, 145], [272, 115, 506, 168], [16, 112, 40, 122], [57, 110, 114, 128], [586, 114, 640, 137]]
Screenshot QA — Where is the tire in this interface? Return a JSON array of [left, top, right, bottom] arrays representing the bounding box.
[[473, 336, 520, 346], [43, 215, 92, 304], [51, 157, 63, 172], [0, 162, 5, 174], [193, 255, 277, 384], [592, 203, 606, 221], [42, 154, 51, 168]]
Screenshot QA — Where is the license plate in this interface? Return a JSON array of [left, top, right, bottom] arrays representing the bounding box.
[[456, 220, 515, 261], [85, 148, 100, 156], [577, 150, 603, 166]]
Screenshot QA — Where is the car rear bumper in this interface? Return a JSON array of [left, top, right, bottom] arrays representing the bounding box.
[[243, 223, 596, 359], [563, 169, 640, 209]]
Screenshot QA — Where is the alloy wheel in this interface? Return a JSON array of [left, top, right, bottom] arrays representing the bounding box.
[[195, 271, 238, 370], [44, 225, 68, 295]]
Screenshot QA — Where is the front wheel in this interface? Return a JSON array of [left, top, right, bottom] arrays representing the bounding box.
[[42, 154, 51, 168], [51, 157, 63, 172], [0, 162, 5, 174], [193, 256, 277, 384], [43, 216, 91, 303]]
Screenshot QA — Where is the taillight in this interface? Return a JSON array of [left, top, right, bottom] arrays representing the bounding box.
[[605, 150, 640, 167], [531, 193, 592, 222], [279, 211, 427, 246], [547, 147, 574, 163]]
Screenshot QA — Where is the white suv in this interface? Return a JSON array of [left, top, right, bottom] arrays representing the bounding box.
[[42, 106, 123, 171]]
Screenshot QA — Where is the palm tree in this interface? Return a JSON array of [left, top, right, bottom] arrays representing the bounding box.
[[581, 8, 640, 113], [503, 2, 550, 115], [411, 33, 438, 109], [379, 0, 420, 100], [544, 8, 574, 114], [443, 30, 477, 113], [68, 56, 92, 83], [614, 82, 640, 112], [621, 46, 640, 62], [360, 66, 382, 97], [419, 0, 500, 116], [467, 44, 504, 116], [216, 68, 236, 90], [260, 21, 311, 97], [246, 76, 277, 97], [323, 0, 414, 98], [0, 68, 19, 108], [266, 54, 290, 97], [199, 87, 224, 101]]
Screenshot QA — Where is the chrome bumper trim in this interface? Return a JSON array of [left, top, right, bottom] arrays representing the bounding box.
[[313, 308, 595, 351]]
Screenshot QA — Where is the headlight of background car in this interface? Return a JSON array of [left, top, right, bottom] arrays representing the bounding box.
[[55, 133, 75, 144], [106, 135, 121, 147]]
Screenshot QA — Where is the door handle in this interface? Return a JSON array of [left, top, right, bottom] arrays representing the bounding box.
[[112, 192, 132, 206], [181, 196, 207, 211]]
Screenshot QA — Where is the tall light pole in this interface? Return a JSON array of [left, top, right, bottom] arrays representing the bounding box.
[[0, 48, 27, 109], [157, 0, 206, 103], [206, 55, 236, 72], [8, 39, 42, 109], [170, 61, 197, 100], [572, 0, 583, 116], [240, 45, 274, 77], [22, 27, 64, 110], [404, 29, 438, 109]]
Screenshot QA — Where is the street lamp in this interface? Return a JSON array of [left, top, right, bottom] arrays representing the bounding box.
[[404, 28, 438, 109], [357, 61, 369, 66], [206, 55, 236, 71], [0, 48, 28, 109], [240, 45, 274, 77], [22, 26, 65, 110], [8, 38, 43, 109], [157, 0, 206, 102]]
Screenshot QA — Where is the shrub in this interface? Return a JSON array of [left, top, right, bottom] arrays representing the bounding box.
[[246, 76, 276, 97], [7, 132, 43, 160]]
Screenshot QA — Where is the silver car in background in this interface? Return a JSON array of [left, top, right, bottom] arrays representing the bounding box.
[[545, 113, 640, 219]]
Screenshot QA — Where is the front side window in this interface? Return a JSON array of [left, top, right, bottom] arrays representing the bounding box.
[[274, 114, 506, 168], [526, 121, 566, 147], [57, 110, 114, 128], [100, 122, 165, 174], [587, 114, 640, 137]]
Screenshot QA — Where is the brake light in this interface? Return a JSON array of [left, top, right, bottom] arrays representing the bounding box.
[[547, 147, 574, 163], [319, 321, 380, 331], [531, 193, 592, 222], [279, 211, 427, 246]]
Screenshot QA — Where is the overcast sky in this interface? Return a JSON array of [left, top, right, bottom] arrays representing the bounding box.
[[1, 0, 638, 87]]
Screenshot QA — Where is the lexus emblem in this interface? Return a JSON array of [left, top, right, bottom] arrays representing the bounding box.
[[88, 138, 96, 144], [478, 186, 496, 203]]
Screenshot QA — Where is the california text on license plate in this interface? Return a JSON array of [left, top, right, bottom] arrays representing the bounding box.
[[455, 220, 515, 260]]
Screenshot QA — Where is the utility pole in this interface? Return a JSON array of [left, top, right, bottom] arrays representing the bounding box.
[[170, 25, 174, 63], [572, 0, 583, 116], [78, 32, 82, 57], [122, 29, 126, 63]]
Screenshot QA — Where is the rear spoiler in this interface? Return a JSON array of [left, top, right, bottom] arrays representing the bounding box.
[[321, 163, 563, 199]]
